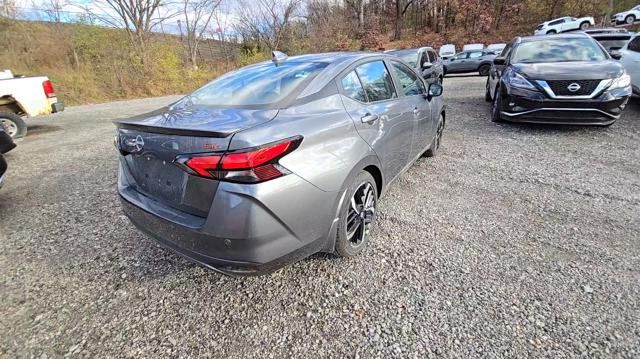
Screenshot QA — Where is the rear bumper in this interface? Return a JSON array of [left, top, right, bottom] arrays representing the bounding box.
[[499, 88, 631, 125], [52, 101, 64, 113], [118, 162, 340, 275]]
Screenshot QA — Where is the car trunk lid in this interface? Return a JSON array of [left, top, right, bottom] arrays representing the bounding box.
[[115, 105, 278, 217]]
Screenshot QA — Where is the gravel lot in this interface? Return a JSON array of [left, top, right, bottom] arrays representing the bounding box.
[[1, 76, 639, 358]]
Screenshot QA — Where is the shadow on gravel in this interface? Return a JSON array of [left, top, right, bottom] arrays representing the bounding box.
[[27, 124, 63, 136]]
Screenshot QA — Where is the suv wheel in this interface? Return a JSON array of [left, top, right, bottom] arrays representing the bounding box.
[[335, 171, 377, 257], [547, 30, 557, 34], [485, 79, 492, 102], [626, 15, 636, 24], [0, 112, 27, 139], [580, 21, 590, 30], [479, 64, 490, 76], [491, 89, 505, 123]]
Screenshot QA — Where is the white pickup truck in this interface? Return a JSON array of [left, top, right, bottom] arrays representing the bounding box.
[[0, 70, 64, 138]]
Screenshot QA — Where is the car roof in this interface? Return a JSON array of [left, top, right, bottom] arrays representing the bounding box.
[[283, 52, 375, 64], [517, 32, 590, 43]]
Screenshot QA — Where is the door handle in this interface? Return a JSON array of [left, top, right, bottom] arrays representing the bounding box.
[[361, 113, 379, 124]]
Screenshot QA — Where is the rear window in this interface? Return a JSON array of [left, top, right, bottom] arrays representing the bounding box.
[[511, 38, 607, 64], [391, 50, 419, 67], [186, 61, 327, 107]]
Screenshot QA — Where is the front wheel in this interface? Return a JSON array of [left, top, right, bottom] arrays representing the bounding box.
[[626, 15, 636, 24], [0, 112, 27, 139], [491, 89, 505, 123], [425, 114, 444, 157], [580, 21, 590, 30], [546, 30, 557, 35], [485, 78, 492, 102], [335, 171, 378, 257]]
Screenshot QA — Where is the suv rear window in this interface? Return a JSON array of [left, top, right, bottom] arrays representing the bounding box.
[[187, 61, 327, 107]]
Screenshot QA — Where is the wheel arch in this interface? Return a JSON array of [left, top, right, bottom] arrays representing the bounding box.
[[0, 96, 26, 116]]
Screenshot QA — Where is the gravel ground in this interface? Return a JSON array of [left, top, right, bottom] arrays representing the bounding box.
[[1, 76, 639, 358]]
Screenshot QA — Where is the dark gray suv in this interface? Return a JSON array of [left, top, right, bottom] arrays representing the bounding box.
[[115, 52, 446, 275], [387, 47, 444, 84], [443, 50, 496, 76]]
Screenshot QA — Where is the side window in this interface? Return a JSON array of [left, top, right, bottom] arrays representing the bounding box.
[[549, 19, 563, 26], [391, 61, 426, 96], [355, 61, 396, 102], [500, 43, 513, 58], [469, 51, 483, 58], [628, 36, 640, 53], [420, 52, 429, 66], [341, 71, 367, 102]]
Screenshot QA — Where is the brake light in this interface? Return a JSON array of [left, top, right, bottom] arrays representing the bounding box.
[[42, 80, 56, 98], [177, 137, 301, 183]]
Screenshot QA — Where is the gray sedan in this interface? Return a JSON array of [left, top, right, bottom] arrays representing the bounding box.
[[114, 52, 446, 275], [443, 50, 496, 76]]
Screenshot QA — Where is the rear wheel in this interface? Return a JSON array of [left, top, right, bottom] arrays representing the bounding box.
[[580, 21, 590, 30], [335, 171, 377, 257], [626, 15, 636, 24], [491, 88, 505, 123], [0, 112, 27, 139], [479, 64, 490, 76], [546, 30, 557, 34], [425, 114, 444, 157]]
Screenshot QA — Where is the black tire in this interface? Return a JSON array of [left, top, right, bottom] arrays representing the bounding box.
[[425, 113, 444, 157], [443, 67, 447, 76], [479, 64, 490, 77], [491, 88, 505, 123], [335, 171, 378, 257], [580, 21, 590, 30], [0, 112, 27, 139], [485, 78, 492, 102], [438, 75, 443, 85], [546, 30, 557, 35], [625, 15, 635, 24]]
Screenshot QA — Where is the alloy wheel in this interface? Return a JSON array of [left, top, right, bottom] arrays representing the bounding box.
[[0, 119, 17, 137], [346, 182, 376, 247]]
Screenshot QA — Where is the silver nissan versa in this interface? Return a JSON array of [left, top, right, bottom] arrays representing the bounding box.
[[115, 52, 445, 275]]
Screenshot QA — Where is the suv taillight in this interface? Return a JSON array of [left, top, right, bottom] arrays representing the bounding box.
[[176, 137, 302, 183], [42, 80, 56, 98]]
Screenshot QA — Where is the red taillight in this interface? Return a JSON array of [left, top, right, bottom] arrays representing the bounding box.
[[177, 137, 301, 183], [42, 80, 56, 98]]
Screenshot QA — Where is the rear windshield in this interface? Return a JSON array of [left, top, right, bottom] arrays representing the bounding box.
[[511, 38, 607, 63], [186, 61, 327, 107], [390, 50, 418, 67]]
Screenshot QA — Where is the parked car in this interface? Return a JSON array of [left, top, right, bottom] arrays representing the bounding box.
[[439, 44, 456, 59], [0, 70, 64, 138], [619, 33, 640, 96], [534, 16, 595, 35], [462, 43, 484, 51], [612, 5, 640, 25], [486, 34, 632, 126], [386, 47, 444, 84], [487, 43, 507, 53], [583, 28, 633, 55], [0, 126, 16, 189], [443, 50, 496, 76], [114, 52, 446, 275]]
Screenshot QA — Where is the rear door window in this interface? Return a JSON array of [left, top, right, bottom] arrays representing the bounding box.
[[355, 61, 397, 102], [469, 51, 483, 58], [341, 71, 367, 102], [628, 36, 640, 52], [391, 61, 426, 96]]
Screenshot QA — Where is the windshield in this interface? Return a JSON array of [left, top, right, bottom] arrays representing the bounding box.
[[390, 50, 419, 67], [511, 38, 607, 64], [186, 61, 327, 107]]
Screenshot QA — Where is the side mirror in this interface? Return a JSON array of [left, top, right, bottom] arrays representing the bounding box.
[[422, 61, 433, 69], [428, 83, 443, 97], [493, 57, 506, 65]]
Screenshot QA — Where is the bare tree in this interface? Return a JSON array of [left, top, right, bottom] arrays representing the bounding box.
[[37, 0, 65, 22], [0, 0, 18, 18], [345, 0, 368, 34], [393, 0, 414, 40], [182, 0, 222, 69], [235, 0, 302, 51]]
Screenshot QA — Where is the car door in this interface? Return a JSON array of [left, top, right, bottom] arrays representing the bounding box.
[[388, 60, 432, 159], [339, 60, 414, 181], [466, 51, 484, 71], [562, 17, 578, 31], [489, 42, 513, 97], [447, 52, 468, 72], [417, 50, 432, 82]]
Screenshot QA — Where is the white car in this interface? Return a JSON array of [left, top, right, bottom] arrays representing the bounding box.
[[534, 16, 595, 35], [612, 5, 640, 25], [619, 33, 640, 96], [462, 43, 484, 51], [0, 70, 64, 138], [487, 43, 506, 53], [439, 44, 456, 59]]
